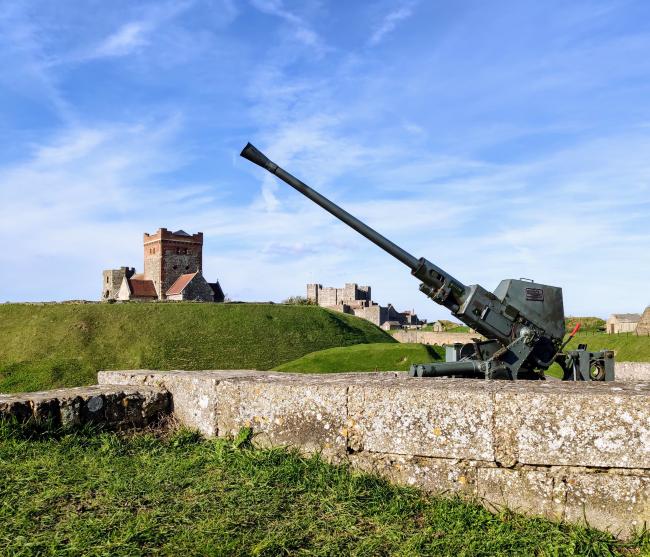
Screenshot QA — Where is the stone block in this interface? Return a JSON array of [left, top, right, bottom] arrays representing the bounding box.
[[476, 467, 560, 519], [0, 385, 170, 430], [59, 395, 84, 426], [216, 374, 349, 458], [348, 378, 495, 461], [349, 453, 479, 494], [615, 362, 650, 382], [563, 472, 650, 537], [494, 382, 650, 468]]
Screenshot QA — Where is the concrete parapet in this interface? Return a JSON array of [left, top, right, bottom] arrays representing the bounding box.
[[616, 361, 650, 381], [0, 385, 170, 429], [97, 370, 650, 536]]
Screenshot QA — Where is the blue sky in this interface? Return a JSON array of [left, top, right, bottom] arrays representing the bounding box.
[[1, 0, 648, 320]]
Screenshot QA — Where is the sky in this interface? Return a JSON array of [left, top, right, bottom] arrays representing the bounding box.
[[0, 0, 648, 321]]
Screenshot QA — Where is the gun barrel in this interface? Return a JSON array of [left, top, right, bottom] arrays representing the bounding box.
[[241, 143, 420, 270]]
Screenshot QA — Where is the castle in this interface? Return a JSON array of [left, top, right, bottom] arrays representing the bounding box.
[[306, 283, 421, 329], [102, 228, 224, 302]]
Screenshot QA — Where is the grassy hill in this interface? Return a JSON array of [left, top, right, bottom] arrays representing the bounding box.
[[565, 332, 650, 362], [276, 334, 650, 377], [274, 343, 444, 373], [0, 303, 393, 393]]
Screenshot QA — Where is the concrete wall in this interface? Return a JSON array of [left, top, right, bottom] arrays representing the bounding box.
[[615, 361, 650, 381], [99, 370, 650, 537], [393, 331, 483, 345], [0, 385, 170, 429]]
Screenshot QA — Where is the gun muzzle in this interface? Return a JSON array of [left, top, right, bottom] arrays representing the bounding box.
[[240, 143, 277, 173]]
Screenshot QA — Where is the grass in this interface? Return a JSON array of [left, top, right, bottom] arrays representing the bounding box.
[[0, 303, 393, 393], [1, 422, 646, 557], [274, 343, 444, 373], [274, 334, 650, 379], [564, 332, 650, 362]]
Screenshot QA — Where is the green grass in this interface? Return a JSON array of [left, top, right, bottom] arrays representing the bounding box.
[[275, 334, 650, 379], [565, 332, 650, 362], [1, 423, 645, 556], [0, 303, 393, 393], [274, 343, 444, 373]]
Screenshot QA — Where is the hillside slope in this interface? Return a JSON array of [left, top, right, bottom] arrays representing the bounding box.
[[565, 333, 650, 362], [0, 303, 393, 393], [274, 343, 444, 373]]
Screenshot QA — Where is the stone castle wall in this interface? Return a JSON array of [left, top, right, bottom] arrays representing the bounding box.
[[392, 331, 484, 345], [101, 267, 135, 300]]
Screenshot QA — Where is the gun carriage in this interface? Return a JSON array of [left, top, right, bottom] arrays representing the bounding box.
[[241, 143, 614, 381]]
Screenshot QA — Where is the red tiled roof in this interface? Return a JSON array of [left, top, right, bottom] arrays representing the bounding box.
[[166, 272, 197, 296], [128, 279, 157, 298]]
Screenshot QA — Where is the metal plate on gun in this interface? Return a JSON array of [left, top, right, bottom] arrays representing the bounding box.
[[526, 288, 544, 301]]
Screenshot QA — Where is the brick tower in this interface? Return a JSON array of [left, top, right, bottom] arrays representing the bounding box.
[[143, 228, 203, 299]]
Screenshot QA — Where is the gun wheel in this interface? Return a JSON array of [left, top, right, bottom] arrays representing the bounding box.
[[590, 361, 606, 381]]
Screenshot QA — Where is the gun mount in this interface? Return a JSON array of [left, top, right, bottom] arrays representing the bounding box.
[[241, 143, 614, 381]]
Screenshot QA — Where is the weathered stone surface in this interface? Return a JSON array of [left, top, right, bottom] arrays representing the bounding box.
[[0, 385, 170, 429], [349, 378, 495, 461], [98, 370, 268, 436], [494, 381, 650, 468], [477, 468, 561, 519], [392, 331, 483, 345], [95, 370, 650, 537], [216, 375, 349, 458], [349, 453, 480, 494], [563, 472, 650, 536], [616, 362, 650, 382]]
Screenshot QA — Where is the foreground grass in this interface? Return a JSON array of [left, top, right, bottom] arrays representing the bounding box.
[[274, 343, 444, 373], [0, 303, 393, 393], [1, 424, 646, 556]]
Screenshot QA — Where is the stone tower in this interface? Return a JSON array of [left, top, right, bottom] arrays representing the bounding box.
[[143, 228, 203, 299], [102, 267, 135, 300]]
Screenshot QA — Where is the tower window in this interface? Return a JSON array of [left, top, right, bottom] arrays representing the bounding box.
[[176, 248, 181, 254]]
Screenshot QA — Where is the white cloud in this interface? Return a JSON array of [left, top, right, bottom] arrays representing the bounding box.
[[94, 22, 150, 57], [368, 3, 416, 46]]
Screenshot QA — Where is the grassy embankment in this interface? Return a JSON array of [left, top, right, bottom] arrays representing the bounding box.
[[276, 333, 650, 375], [1, 423, 645, 556], [564, 333, 650, 362], [0, 303, 393, 393], [274, 342, 443, 373]]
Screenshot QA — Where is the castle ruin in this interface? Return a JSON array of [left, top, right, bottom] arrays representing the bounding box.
[[102, 228, 224, 302], [306, 283, 421, 328]]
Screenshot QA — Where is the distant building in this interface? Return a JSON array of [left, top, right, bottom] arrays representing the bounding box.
[[605, 313, 641, 334], [102, 228, 224, 302], [306, 282, 421, 328], [636, 307, 650, 335]]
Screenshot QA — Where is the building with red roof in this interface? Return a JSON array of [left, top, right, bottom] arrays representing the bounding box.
[[102, 228, 225, 302]]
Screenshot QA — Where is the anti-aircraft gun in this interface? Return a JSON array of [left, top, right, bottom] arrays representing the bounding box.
[[241, 143, 614, 381]]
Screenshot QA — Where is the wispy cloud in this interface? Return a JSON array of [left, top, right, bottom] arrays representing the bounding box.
[[368, 2, 416, 46], [94, 22, 151, 57], [249, 0, 326, 52]]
